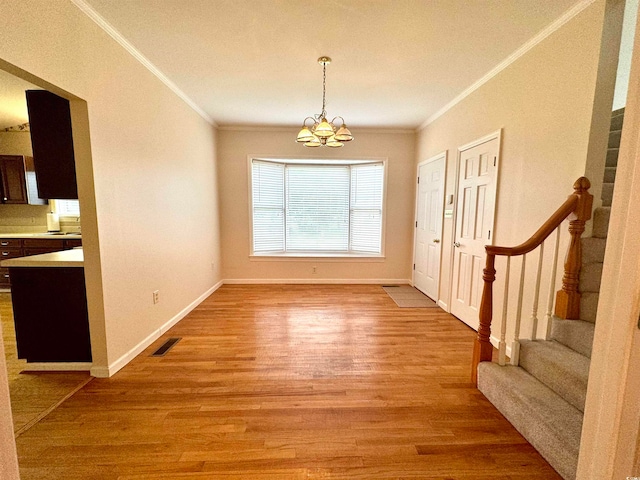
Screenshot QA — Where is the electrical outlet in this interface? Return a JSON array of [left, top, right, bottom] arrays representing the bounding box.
[[312, 266, 317, 274], [153, 290, 160, 304]]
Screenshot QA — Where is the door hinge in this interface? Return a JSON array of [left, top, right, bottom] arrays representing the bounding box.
[[415, 221, 418, 228], [488, 229, 491, 240], [417, 177, 420, 184], [413, 263, 416, 270], [493, 156, 497, 167]]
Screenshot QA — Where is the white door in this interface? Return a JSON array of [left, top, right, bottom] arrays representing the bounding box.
[[450, 134, 500, 330], [414, 154, 445, 301]]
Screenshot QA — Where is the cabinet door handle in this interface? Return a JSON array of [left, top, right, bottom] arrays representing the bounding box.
[[2, 252, 9, 256], [1, 242, 8, 246]]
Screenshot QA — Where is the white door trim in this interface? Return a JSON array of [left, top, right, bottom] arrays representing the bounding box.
[[412, 151, 447, 300], [447, 129, 502, 320]]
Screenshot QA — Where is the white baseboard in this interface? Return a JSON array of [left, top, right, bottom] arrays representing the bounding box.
[[91, 280, 223, 378], [23, 362, 92, 372], [438, 300, 448, 312], [223, 278, 411, 285]]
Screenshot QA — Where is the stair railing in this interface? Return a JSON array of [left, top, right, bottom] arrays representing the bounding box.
[[471, 177, 593, 384]]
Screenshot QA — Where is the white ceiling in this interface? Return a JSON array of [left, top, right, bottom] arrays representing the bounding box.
[[2, 1, 584, 130]]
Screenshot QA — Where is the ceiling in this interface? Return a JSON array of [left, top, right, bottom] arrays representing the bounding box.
[[2, 1, 584, 130]]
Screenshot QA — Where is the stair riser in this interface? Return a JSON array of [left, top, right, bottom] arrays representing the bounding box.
[[579, 293, 599, 324], [602, 183, 614, 207], [592, 207, 610, 238], [582, 237, 606, 264], [606, 148, 619, 167], [551, 317, 595, 357], [478, 363, 582, 480], [579, 263, 603, 293], [519, 341, 589, 412]]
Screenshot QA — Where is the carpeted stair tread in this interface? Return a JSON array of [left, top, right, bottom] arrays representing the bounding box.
[[478, 362, 582, 480], [550, 317, 595, 357], [580, 292, 599, 323], [519, 340, 589, 412]]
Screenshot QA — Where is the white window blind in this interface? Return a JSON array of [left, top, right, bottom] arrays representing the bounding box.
[[251, 159, 384, 255], [350, 163, 383, 253], [52, 199, 80, 217], [252, 161, 284, 253]]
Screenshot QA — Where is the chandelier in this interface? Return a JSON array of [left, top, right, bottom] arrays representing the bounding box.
[[295, 56, 354, 148]]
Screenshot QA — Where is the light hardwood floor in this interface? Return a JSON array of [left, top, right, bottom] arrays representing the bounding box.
[[14, 284, 561, 479], [1, 292, 90, 435]]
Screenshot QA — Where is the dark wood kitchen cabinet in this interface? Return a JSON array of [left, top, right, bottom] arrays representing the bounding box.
[[0, 237, 81, 288], [10, 266, 91, 363], [0, 155, 45, 205], [25, 90, 78, 199]]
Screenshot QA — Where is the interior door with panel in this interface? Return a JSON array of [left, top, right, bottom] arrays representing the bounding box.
[[450, 134, 499, 330], [414, 154, 446, 301]]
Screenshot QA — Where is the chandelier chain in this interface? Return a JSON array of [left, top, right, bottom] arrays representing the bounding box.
[[321, 61, 327, 117]]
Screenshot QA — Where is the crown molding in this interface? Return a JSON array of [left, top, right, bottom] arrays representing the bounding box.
[[218, 125, 415, 135], [71, 0, 216, 126], [418, 0, 597, 131]]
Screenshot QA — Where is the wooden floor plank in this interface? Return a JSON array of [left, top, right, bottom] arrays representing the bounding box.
[[10, 284, 561, 479]]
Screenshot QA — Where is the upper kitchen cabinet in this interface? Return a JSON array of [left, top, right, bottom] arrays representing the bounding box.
[[25, 90, 78, 199], [0, 155, 46, 205]]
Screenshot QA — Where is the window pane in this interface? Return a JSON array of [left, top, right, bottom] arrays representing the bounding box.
[[53, 199, 80, 216], [350, 164, 383, 253], [286, 165, 350, 251], [252, 161, 284, 252]]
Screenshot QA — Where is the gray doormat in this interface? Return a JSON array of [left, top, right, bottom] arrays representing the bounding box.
[[382, 285, 439, 308]]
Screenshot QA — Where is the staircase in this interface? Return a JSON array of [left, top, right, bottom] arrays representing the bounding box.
[[474, 110, 623, 480]]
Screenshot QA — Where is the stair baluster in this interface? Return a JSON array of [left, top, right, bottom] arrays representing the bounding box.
[[499, 256, 511, 366], [544, 230, 561, 338], [511, 254, 527, 365], [471, 177, 592, 383], [530, 243, 544, 341]]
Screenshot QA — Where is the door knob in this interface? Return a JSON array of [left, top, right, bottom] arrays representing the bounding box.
[[433, 239, 440, 243], [453, 242, 461, 247]]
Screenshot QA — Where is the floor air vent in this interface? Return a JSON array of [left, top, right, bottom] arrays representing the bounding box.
[[151, 337, 181, 357]]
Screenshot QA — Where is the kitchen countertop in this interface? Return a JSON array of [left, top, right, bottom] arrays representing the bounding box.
[[1, 248, 83, 268], [0, 233, 82, 239]]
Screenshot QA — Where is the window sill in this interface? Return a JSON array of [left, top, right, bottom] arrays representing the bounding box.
[[250, 253, 385, 262]]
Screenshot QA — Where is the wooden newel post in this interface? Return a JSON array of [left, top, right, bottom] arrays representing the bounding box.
[[472, 253, 496, 384], [554, 177, 593, 319]]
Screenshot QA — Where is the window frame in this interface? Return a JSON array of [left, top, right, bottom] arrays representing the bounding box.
[[248, 156, 387, 259]]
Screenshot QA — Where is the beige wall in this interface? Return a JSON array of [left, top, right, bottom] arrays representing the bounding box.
[[0, 131, 32, 156], [0, 0, 222, 376], [416, 0, 607, 340], [218, 128, 415, 283]]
